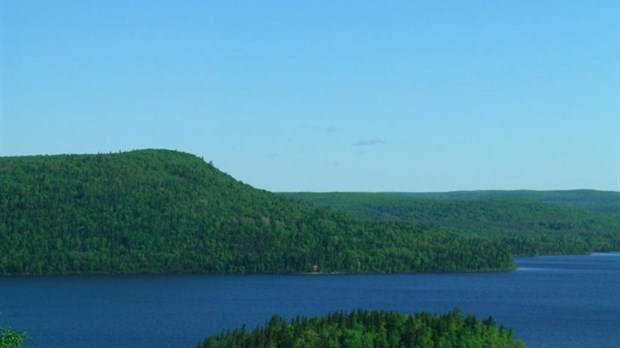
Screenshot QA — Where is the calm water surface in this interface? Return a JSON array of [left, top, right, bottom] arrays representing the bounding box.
[[0, 253, 618, 348]]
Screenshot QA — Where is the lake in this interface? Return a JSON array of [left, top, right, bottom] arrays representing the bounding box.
[[1, 253, 618, 348]]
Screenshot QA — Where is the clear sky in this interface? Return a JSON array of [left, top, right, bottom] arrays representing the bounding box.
[[1, 1, 619, 192]]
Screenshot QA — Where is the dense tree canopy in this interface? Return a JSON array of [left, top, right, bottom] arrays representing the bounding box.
[[0, 327, 27, 348], [198, 309, 526, 348], [390, 190, 620, 214], [3, 150, 616, 276], [0, 150, 514, 275], [283, 192, 620, 257]]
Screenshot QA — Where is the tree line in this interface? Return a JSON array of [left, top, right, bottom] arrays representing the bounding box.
[[199, 309, 526, 348]]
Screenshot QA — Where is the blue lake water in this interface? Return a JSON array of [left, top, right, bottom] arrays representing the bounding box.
[[0, 253, 618, 347]]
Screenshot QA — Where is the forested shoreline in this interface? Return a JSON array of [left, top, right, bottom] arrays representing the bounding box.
[[198, 309, 526, 348], [1, 149, 617, 276], [283, 192, 620, 258]]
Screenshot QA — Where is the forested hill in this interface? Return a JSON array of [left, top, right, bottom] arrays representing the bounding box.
[[282, 192, 620, 256], [0, 150, 513, 275], [389, 190, 620, 214]]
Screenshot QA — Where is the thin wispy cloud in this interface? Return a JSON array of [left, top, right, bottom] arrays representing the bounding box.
[[300, 124, 339, 133], [325, 125, 338, 133], [352, 139, 385, 147]]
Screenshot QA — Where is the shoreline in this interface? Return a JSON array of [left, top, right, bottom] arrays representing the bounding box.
[[1, 252, 618, 278]]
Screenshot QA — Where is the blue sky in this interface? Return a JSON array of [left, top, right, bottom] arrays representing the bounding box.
[[1, 1, 618, 192]]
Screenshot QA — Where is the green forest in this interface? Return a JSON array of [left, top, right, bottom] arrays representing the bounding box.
[[0, 150, 513, 275], [0, 327, 27, 348], [1, 149, 618, 275], [389, 190, 620, 214], [283, 192, 620, 257], [198, 309, 526, 348]]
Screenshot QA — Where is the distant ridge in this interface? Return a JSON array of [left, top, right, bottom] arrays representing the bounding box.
[[282, 191, 620, 257], [388, 190, 620, 214]]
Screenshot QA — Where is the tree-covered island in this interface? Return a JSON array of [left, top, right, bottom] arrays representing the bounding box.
[[198, 309, 526, 348]]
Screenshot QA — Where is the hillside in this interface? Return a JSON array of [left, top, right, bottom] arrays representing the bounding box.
[[0, 150, 513, 275], [389, 190, 620, 214], [282, 192, 620, 256]]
